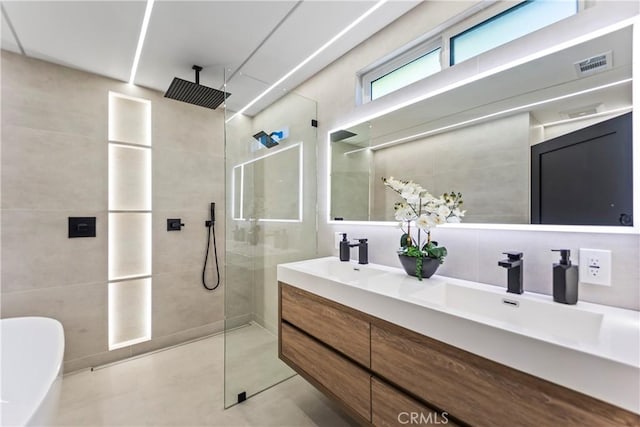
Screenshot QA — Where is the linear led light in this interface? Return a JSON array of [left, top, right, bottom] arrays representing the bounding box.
[[226, 0, 389, 123], [542, 106, 632, 127], [128, 0, 155, 84], [344, 78, 633, 154]]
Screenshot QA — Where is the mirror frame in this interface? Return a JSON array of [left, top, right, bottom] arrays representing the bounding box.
[[327, 17, 639, 234]]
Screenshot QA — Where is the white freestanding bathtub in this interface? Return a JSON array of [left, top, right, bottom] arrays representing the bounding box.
[[1, 317, 65, 426]]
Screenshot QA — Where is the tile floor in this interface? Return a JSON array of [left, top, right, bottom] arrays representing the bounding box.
[[223, 323, 296, 408], [54, 324, 355, 426]]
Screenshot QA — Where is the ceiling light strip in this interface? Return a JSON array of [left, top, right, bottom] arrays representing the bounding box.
[[128, 0, 155, 85], [356, 78, 632, 153], [226, 0, 389, 122]]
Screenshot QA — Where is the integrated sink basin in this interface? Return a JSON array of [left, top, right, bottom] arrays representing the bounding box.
[[277, 256, 640, 413], [414, 282, 604, 344], [282, 256, 392, 285]]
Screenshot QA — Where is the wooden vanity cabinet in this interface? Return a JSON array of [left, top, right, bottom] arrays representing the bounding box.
[[280, 282, 370, 367], [371, 322, 638, 427], [371, 377, 454, 427], [278, 282, 640, 427], [280, 323, 371, 422]]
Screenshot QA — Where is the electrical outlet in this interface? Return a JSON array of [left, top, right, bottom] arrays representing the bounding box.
[[579, 248, 611, 286]]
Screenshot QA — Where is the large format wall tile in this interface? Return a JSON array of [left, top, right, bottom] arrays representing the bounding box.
[[153, 210, 226, 275], [1, 282, 108, 361], [1, 210, 107, 292], [152, 269, 223, 338], [2, 53, 108, 141], [1, 125, 106, 211], [153, 98, 223, 154], [153, 147, 224, 212]]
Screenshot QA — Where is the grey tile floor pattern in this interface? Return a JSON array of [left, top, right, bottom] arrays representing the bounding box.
[[53, 324, 356, 427]]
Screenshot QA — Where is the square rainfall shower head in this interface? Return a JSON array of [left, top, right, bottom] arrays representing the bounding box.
[[164, 78, 230, 109]]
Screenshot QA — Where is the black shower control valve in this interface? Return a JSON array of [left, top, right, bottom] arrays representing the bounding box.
[[167, 218, 185, 231]]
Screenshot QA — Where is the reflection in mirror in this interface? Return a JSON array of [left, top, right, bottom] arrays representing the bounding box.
[[232, 143, 302, 221], [330, 25, 633, 226]]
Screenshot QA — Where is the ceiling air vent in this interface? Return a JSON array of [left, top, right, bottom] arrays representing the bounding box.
[[574, 51, 612, 76]]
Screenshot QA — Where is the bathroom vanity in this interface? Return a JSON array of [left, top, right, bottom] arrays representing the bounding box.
[[277, 257, 640, 426]]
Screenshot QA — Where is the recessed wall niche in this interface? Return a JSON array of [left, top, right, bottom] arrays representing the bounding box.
[[108, 92, 152, 350]]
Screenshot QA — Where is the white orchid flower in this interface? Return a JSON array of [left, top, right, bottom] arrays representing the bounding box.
[[400, 182, 423, 201], [416, 214, 435, 231], [384, 176, 406, 192], [394, 202, 417, 221], [452, 208, 465, 218], [437, 204, 451, 218]]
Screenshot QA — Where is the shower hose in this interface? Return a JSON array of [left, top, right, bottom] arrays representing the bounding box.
[[202, 220, 220, 291]]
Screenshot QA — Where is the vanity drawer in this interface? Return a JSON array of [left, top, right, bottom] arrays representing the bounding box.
[[371, 323, 636, 427], [372, 377, 458, 427], [281, 323, 371, 422], [280, 282, 370, 367]]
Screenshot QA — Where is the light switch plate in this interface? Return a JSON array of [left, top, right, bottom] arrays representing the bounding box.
[[579, 248, 611, 286]]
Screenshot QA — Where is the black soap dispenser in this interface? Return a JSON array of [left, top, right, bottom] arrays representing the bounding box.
[[339, 233, 350, 262], [552, 249, 579, 305]]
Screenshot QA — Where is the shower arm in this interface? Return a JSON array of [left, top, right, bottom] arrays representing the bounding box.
[[192, 65, 202, 84]]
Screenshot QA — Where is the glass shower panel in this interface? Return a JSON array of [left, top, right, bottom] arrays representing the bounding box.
[[224, 90, 317, 408]]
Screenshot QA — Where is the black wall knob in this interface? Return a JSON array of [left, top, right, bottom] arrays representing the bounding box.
[[167, 219, 185, 231]]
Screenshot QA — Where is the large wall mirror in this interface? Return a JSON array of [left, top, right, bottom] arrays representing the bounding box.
[[329, 24, 635, 229]]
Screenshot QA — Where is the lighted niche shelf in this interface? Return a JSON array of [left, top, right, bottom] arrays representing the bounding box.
[[108, 92, 152, 350]]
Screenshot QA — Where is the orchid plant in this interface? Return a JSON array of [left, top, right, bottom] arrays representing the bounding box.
[[382, 177, 465, 272]]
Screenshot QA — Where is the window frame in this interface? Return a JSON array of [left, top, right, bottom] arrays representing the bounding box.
[[360, 38, 442, 104], [357, 0, 585, 105], [446, 0, 580, 67], [443, 0, 582, 67]]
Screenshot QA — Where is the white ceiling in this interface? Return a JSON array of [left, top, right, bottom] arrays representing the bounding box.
[[1, 0, 420, 116]]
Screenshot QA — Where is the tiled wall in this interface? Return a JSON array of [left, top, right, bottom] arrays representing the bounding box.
[[0, 50, 225, 371], [295, 1, 640, 310]]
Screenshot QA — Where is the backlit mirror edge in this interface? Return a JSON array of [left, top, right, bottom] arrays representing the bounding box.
[[326, 17, 640, 235]]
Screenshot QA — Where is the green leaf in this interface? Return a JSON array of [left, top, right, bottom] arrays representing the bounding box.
[[404, 246, 423, 258], [400, 233, 411, 247]]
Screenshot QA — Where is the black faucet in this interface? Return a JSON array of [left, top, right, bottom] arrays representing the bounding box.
[[350, 238, 368, 265], [339, 234, 368, 264], [498, 251, 523, 294]]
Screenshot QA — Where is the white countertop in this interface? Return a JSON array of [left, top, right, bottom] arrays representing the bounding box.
[[277, 256, 640, 413]]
